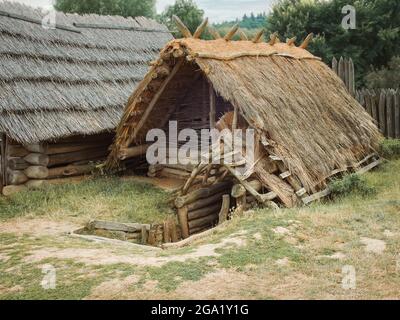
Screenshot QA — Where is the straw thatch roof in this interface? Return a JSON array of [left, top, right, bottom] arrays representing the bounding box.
[[107, 30, 382, 194], [0, 1, 172, 144]]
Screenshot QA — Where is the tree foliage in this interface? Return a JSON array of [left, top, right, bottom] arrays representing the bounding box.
[[265, 0, 400, 86], [158, 0, 204, 37], [54, 0, 156, 18], [365, 56, 400, 88]]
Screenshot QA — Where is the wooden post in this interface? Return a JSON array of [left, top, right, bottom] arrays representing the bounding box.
[[338, 57, 345, 84], [218, 195, 230, 224], [177, 206, 189, 239], [332, 57, 338, 75], [386, 91, 394, 138], [378, 90, 386, 135], [395, 92, 400, 139], [348, 58, 355, 97], [232, 105, 238, 130], [371, 91, 378, 123], [209, 82, 216, 129], [0, 133, 6, 190], [344, 58, 349, 91]]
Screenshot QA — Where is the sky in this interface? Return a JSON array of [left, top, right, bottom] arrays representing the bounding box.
[[7, 0, 275, 23]]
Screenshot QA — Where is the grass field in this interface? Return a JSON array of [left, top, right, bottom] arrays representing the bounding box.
[[0, 159, 399, 299]]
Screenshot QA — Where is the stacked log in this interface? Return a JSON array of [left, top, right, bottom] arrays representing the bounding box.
[[174, 181, 232, 237], [2, 134, 112, 196]]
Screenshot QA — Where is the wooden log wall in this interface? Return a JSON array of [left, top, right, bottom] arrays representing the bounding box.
[[174, 181, 233, 237], [2, 133, 113, 196], [356, 89, 400, 139]]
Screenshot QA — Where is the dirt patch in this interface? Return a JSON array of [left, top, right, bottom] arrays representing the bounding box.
[[0, 253, 10, 263], [122, 176, 184, 191], [0, 218, 77, 237], [273, 226, 291, 235], [360, 237, 386, 254], [24, 234, 247, 267]]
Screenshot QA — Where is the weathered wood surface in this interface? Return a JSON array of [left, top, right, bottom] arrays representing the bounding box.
[[25, 180, 48, 189], [177, 206, 189, 239], [218, 195, 230, 224], [24, 153, 49, 166], [24, 166, 49, 179], [188, 202, 222, 221], [48, 147, 108, 167], [118, 144, 150, 160], [8, 157, 29, 170], [2, 184, 27, 196], [188, 212, 218, 230], [187, 191, 226, 211], [7, 169, 28, 185], [47, 164, 94, 179], [88, 220, 150, 233]]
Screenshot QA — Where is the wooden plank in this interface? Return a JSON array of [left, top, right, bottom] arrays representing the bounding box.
[[133, 60, 183, 140], [88, 220, 150, 233], [371, 91, 378, 123], [354, 153, 378, 168], [279, 171, 291, 179], [302, 188, 331, 205], [356, 159, 382, 175], [7, 157, 29, 170], [378, 91, 386, 135], [269, 155, 282, 161], [395, 92, 400, 139], [296, 188, 307, 197], [387, 91, 394, 138]]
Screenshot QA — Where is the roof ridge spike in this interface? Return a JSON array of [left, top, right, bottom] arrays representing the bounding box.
[[207, 26, 221, 39], [193, 18, 208, 39], [252, 29, 265, 43], [286, 36, 297, 46], [172, 15, 192, 38], [299, 33, 314, 49], [224, 23, 239, 41], [238, 29, 248, 41], [268, 32, 278, 45]]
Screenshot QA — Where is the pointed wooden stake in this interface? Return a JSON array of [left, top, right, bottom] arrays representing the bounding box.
[[268, 32, 278, 45], [207, 26, 221, 39], [172, 15, 192, 38], [238, 29, 248, 41], [193, 18, 208, 39], [224, 23, 239, 41], [299, 33, 314, 49], [286, 36, 296, 46], [252, 29, 264, 43]]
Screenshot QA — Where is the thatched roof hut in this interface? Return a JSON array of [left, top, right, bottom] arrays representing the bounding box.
[[0, 1, 172, 195], [0, 1, 172, 144], [106, 19, 382, 237]]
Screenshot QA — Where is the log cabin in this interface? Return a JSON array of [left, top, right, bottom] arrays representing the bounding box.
[[0, 1, 172, 195], [106, 18, 382, 239]]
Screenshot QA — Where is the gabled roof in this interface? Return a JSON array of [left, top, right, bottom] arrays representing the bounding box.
[[107, 28, 381, 193], [0, 1, 172, 143]]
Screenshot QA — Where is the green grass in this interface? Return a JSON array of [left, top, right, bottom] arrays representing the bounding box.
[[380, 139, 400, 159], [0, 160, 399, 299], [0, 177, 174, 224]]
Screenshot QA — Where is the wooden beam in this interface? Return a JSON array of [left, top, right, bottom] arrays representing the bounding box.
[[193, 18, 208, 39], [117, 144, 151, 160], [286, 36, 296, 46], [268, 32, 278, 45], [209, 82, 216, 129], [224, 23, 239, 41], [238, 29, 248, 41], [302, 188, 330, 205], [299, 33, 313, 49], [252, 29, 264, 43], [133, 60, 184, 141], [172, 15, 192, 38], [207, 26, 221, 39]]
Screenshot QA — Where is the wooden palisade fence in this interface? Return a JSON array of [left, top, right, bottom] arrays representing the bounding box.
[[332, 57, 399, 138], [356, 89, 400, 139]]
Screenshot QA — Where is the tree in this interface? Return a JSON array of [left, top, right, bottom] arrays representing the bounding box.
[[265, 0, 400, 87], [54, 0, 156, 18], [365, 56, 400, 88], [158, 0, 204, 37]]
